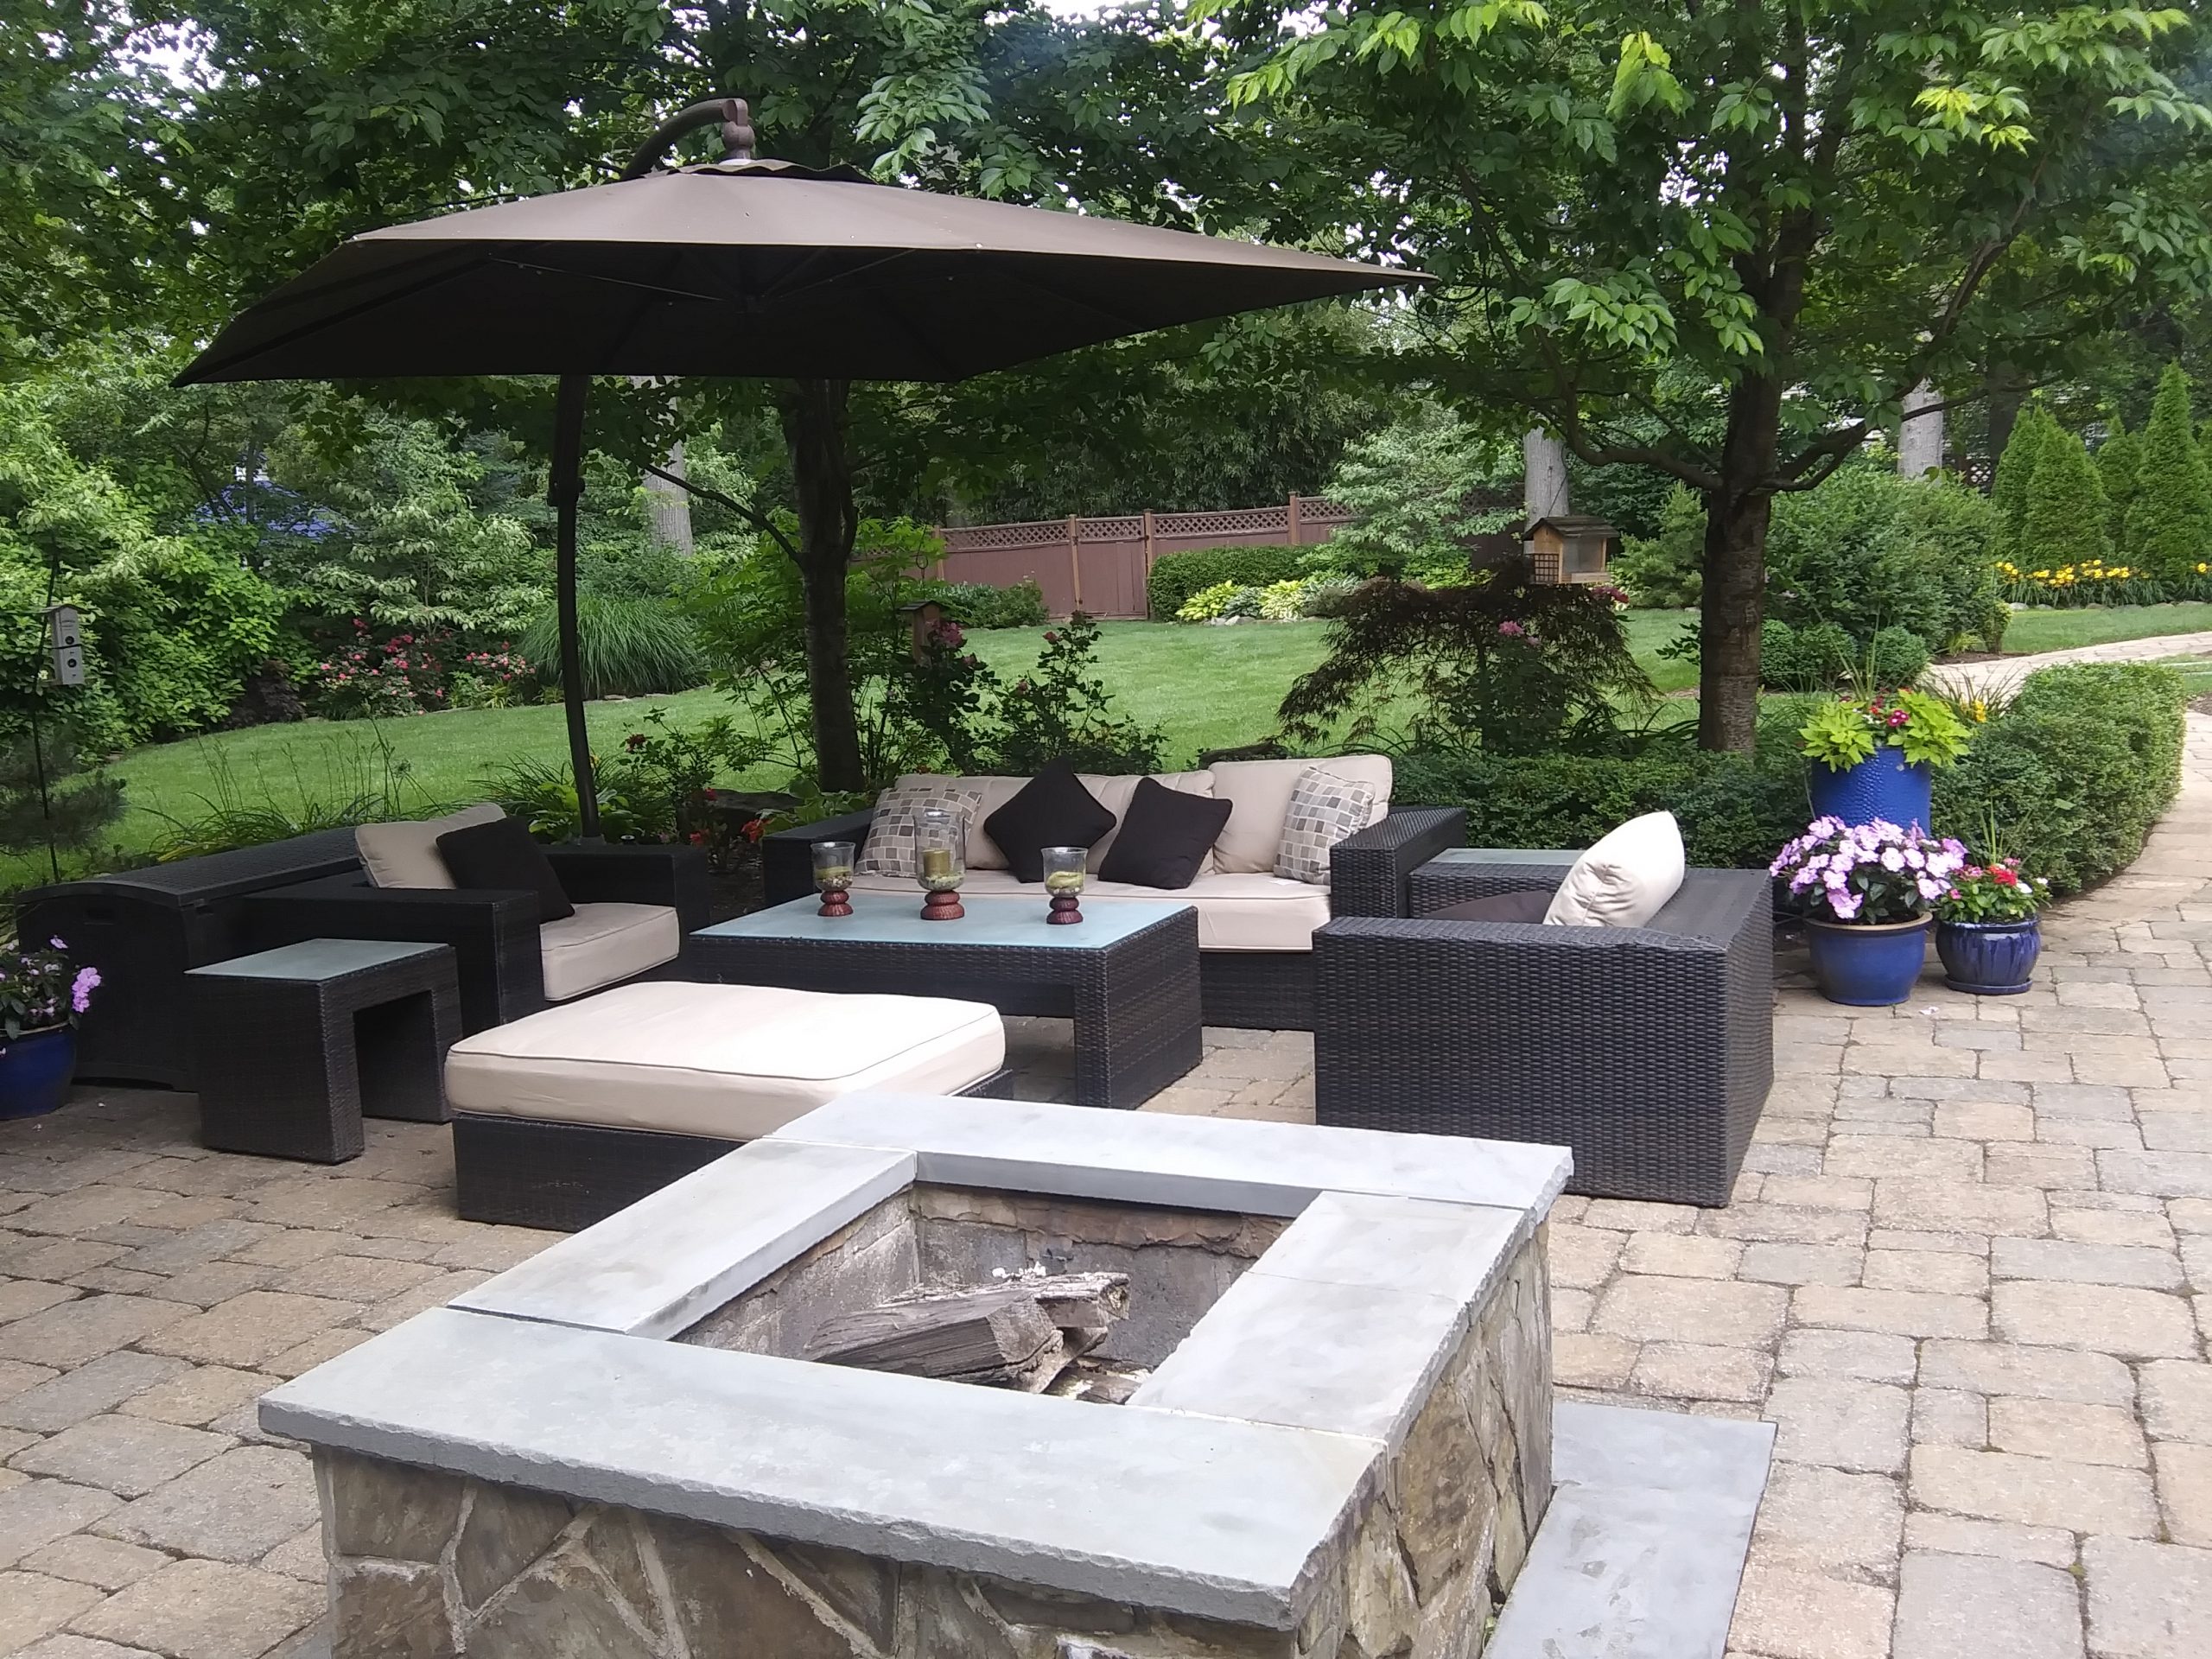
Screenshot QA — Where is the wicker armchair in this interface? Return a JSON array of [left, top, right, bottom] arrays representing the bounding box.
[[245, 843, 710, 1035], [1312, 861, 1773, 1205], [763, 804, 1463, 1030]]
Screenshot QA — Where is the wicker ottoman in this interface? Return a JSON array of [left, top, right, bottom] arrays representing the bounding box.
[[447, 982, 1008, 1230]]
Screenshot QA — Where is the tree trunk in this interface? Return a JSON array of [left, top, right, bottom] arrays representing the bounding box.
[[1986, 361, 2026, 474], [1522, 429, 1569, 519], [778, 378, 866, 791], [643, 440, 695, 553], [1697, 377, 1784, 753], [1898, 382, 1943, 479]]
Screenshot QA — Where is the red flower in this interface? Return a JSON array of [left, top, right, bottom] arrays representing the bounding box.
[[1991, 867, 2018, 886], [742, 819, 766, 843], [688, 831, 707, 845], [624, 733, 647, 751]]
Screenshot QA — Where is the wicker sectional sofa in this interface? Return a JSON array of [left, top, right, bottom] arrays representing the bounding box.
[[765, 759, 1463, 1029]]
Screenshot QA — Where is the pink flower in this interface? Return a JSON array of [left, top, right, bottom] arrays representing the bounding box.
[[70, 966, 100, 1014], [1497, 620, 1527, 638]]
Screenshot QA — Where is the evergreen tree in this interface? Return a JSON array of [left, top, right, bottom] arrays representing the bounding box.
[[2126, 364, 2212, 584], [2094, 416, 2142, 550], [2018, 426, 2111, 575], [1990, 405, 2055, 569]]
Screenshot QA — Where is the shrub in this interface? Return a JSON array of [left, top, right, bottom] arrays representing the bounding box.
[[1866, 626, 1932, 689], [1300, 574, 1362, 616], [1256, 579, 1309, 620], [1611, 485, 1705, 607], [1935, 663, 2187, 895], [1147, 545, 1305, 620], [2096, 416, 2142, 548], [1300, 404, 1517, 586], [921, 577, 1047, 630], [1177, 580, 1259, 622], [1760, 621, 1854, 690], [2125, 363, 2212, 585], [2017, 426, 2111, 574], [1765, 466, 2001, 652], [519, 594, 706, 699], [1989, 404, 2054, 568]]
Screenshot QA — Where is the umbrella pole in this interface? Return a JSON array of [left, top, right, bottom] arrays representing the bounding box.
[[550, 372, 601, 841]]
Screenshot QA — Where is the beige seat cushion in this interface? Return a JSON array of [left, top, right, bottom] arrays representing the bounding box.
[[846, 869, 1329, 952], [356, 803, 505, 889], [1210, 756, 1392, 874], [445, 982, 1004, 1141], [539, 902, 682, 1002]]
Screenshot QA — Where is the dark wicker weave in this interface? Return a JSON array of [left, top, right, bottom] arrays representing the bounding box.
[[453, 1071, 1014, 1231], [188, 942, 461, 1164], [1313, 868, 1774, 1206], [16, 829, 364, 1087], [694, 904, 1203, 1110], [244, 842, 709, 1034], [760, 803, 1463, 1031]]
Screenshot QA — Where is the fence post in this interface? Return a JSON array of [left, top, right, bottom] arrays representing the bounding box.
[[1067, 515, 1084, 613], [1287, 494, 1304, 545], [1141, 508, 1156, 575]]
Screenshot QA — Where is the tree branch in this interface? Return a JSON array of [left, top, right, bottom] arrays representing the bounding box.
[[642, 461, 799, 562]]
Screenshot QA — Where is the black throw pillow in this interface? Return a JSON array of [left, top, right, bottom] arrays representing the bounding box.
[[1096, 778, 1234, 891], [435, 816, 576, 923], [1428, 890, 1551, 925], [984, 762, 1116, 883]]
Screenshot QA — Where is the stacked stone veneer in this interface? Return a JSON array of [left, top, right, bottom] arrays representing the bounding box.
[[315, 1227, 1548, 1659], [678, 1184, 1291, 1367]]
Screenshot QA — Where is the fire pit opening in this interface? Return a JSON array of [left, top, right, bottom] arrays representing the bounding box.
[[677, 1182, 1287, 1402]]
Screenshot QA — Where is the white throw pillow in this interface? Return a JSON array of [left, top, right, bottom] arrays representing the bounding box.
[[1542, 810, 1687, 929], [356, 803, 505, 889], [855, 779, 983, 881], [1274, 767, 1379, 887]]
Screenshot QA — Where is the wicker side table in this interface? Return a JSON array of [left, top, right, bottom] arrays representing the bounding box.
[[1407, 847, 1582, 913], [188, 939, 461, 1163]]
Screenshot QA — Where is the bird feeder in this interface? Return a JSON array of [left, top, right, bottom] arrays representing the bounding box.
[[1520, 516, 1619, 585]]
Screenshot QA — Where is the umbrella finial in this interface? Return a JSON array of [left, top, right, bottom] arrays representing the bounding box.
[[718, 98, 755, 163]]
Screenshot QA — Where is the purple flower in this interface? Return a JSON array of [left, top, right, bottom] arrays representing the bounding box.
[[1829, 892, 1862, 921], [1497, 620, 1527, 638], [48, 937, 65, 950], [70, 967, 100, 1014], [1879, 848, 1904, 872]]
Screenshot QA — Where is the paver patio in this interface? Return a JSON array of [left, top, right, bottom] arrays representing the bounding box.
[[2, 701, 2206, 1658]]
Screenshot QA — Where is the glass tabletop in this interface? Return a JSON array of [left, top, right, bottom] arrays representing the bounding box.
[[1427, 847, 1583, 865], [188, 938, 448, 982], [696, 891, 1191, 950]]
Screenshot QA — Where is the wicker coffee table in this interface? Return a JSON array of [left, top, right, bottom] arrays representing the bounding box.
[[692, 893, 1201, 1110], [187, 938, 460, 1163]]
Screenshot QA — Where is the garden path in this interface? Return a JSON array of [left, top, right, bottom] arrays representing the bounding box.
[[0, 711, 2205, 1658], [1928, 630, 2212, 699]]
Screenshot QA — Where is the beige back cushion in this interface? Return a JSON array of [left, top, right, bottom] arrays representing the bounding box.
[[356, 803, 505, 889], [952, 777, 1029, 870], [1209, 756, 1392, 875], [1543, 810, 1687, 928], [1085, 771, 1215, 873]]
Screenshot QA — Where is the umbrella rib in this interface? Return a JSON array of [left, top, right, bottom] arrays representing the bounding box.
[[184, 252, 493, 379], [488, 255, 731, 307]]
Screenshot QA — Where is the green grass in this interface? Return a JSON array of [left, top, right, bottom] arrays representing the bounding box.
[[16, 599, 2206, 892], [1999, 601, 2212, 654]]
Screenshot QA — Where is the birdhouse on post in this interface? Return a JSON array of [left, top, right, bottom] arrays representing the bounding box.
[[1520, 516, 1619, 585], [45, 605, 86, 685], [898, 598, 952, 664]]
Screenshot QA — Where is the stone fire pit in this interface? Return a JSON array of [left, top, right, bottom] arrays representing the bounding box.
[[263, 1096, 1569, 1658]]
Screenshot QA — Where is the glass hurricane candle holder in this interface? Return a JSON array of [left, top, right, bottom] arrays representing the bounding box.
[[917, 804, 965, 921], [1042, 846, 1086, 925], [811, 840, 855, 918]]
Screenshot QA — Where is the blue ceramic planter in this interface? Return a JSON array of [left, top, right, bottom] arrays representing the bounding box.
[[1808, 750, 1933, 831], [0, 1027, 75, 1121], [1936, 918, 2042, 995], [1807, 918, 1931, 1007]]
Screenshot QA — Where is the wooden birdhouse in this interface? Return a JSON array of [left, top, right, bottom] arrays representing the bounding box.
[[1520, 516, 1619, 585], [898, 598, 952, 663]]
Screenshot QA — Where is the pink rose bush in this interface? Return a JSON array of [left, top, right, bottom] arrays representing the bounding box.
[[1770, 817, 1969, 925]]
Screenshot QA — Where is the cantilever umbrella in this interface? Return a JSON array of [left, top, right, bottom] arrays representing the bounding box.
[[180, 99, 1427, 833]]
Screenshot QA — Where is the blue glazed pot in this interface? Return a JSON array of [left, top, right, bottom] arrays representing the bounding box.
[[1936, 918, 2042, 995], [0, 1027, 75, 1121], [1806, 917, 1931, 1007], [1808, 750, 1934, 831]]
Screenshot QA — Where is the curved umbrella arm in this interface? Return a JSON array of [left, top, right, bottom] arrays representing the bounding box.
[[623, 98, 754, 180]]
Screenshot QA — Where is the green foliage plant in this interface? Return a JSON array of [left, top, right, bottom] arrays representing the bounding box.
[[1256, 579, 1309, 620], [1147, 545, 1305, 620], [146, 727, 445, 862], [2095, 416, 2143, 548], [1176, 581, 1257, 621], [1935, 856, 2047, 924], [1611, 486, 1705, 608], [980, 614, 1166, 776], [2018, 427, 2112, 574], [919, 578, 1048, 630], [1299, 405, 1516, 586], [0, 727, 125, 885], [1799, 690, 1974, 773], [518, 594, 707, 700], [1765, 467, 2000, 654], [2126, 364, 2212, 584], [1759, 621, 1855, 691], [1277, 558, 1654, 758], [1989, 405, 2054, 569]]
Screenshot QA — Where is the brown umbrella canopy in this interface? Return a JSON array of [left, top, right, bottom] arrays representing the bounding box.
[[177, 157, 1424, 386]]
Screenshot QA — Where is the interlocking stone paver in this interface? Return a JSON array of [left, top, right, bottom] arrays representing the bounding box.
[[1862, 1250, 1989, 1296], [1992, 1281, 2200, 1358], [93, 1447, 316, 1564], [19, 1532, 170, 1590], [0, 1296, 194, 1371], [2139, 1360, 2212, 1442], [1628, 1341, 1773, 1403], [0, 1281, 79, 1323], [10, 1633, 164, 1659], [1730, 1564, 1894, 1659], [1591, 1274, 1789, 1348], [1778, 1330, 1919, 1384], [1766, 1376, 1913, 1474], [1792, 1285, 1988, 1340], [0, 1569, 105, 1653], [1910, 1446, 2162, 1535], [9, 1414, 233, 1497], [2082, 1537, 2212, 1658], [1619, 1232, 1743, 1280], [1987, 1399, 2148, 1468], [69, 1558, 322, 1659], [0, 1482, 122, 1570], [1749, 1463, 1904, 1577], [1738, 1242, 1865, 1286], [114, 1366, 272, 1430], [135, 1293, 358, 1370], [2154, 1442, 2212, 1547], [1910, 1389, 1986, 1449], [1891, 1551, 2083, 1659], [1901, 1513, 2075, 1569]]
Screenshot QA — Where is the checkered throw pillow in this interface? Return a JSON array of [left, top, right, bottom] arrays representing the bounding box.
[[1274, 766, 1377, 886], [856, 778, 983, 880]]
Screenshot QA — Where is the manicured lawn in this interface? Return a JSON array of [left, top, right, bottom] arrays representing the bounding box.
[[13, 600, 2202, 892], [1999, 601, 2212, 653]]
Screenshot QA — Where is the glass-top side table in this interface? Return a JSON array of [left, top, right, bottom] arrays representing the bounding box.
[[1408, 846, 1582, 915], [187, 938, 460, 1163]]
